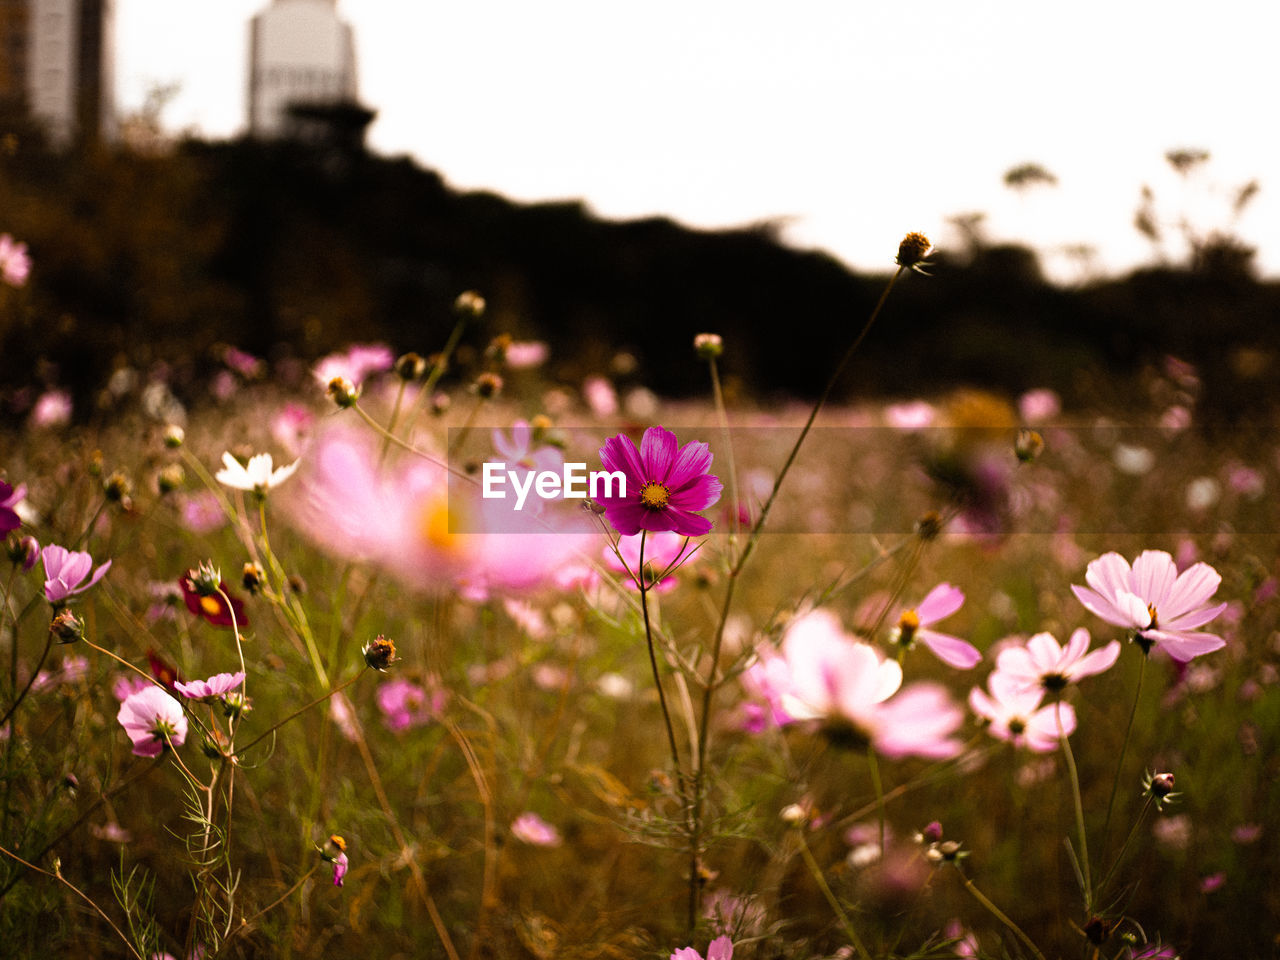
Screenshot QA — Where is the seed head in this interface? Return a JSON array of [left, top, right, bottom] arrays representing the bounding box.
[[1015, 428, 1045, 463], [693, 333, 724, 360], [896, 232, 933, 272], [454, 290, 486, 318], [103, 471, 132, 504], [327, 376, 359, 408], [362, 635, 398, 671], [163, 424, 185, 449], [473, 372, 504, 400], [242, 562, 264, 595], [394, 352, 426, 381], [156, 463, 185, 495], [50, 609, 84, 644]]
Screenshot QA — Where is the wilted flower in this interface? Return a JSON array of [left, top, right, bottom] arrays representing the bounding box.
[[214, 451, 299, 496], [41, 544, 112, 605], [49, 609, 84, 644], [891, 583, 981, 669], [7, 534, 39, 571], [362, 635, 398, 671], [1072, 550, 1228, 661], [174, 672, 246, 702], [995, 628, 1120, 693], [321, 834, 349, 887], [895, 232, 933, 272], [117, 686, 188, 757], [511, 812, 562, 847], [596, 426, 723, 537]]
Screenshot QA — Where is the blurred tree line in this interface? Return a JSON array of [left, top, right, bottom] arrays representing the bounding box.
[[1, 130, 1276, 424]]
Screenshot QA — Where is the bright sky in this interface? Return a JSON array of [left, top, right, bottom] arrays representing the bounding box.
[[115, 1, 1280, 283]]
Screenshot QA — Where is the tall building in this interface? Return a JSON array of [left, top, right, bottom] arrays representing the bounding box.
[[247, 0, 359, 139], [0, 0, 114, 147]]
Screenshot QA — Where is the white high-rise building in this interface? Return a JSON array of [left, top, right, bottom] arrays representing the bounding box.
[[247, 0, 358, 138], [1, 0, 115, 147]]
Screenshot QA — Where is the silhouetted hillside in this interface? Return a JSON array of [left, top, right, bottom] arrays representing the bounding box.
[[1, 136, 1277, 422]]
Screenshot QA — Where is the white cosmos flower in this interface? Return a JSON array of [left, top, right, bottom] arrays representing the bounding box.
[[215, 452, 299, 494]]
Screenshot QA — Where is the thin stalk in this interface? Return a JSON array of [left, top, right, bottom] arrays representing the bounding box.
[[867, 746, 886, 859], [957, 868, 1047, 960], [638, 532, 683, 780], [706, 355, 741, 546], [236, 669, 366, 757], [1057, 702, 1091, 910], [1100, 653, 1147, 859], [1095, 795, 1154, 901], [400, 313, 470, 429], [795, 828, 873, 960], [688, 265, 907, 926]]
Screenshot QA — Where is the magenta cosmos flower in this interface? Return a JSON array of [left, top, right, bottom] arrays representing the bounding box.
[[1071, 550, 1228, 662], [41, 544, 111, 605], [117, 686, 188, 757], [174, 671, 246, 702], [672, 935, 733, 960], [892, 583, 981, 669], [968, 672, 1075, 752], [510, 812, 562, 847], [1, 480, 25, 534], [596, 426, 722, 537], [995, 628, 1120, 693]]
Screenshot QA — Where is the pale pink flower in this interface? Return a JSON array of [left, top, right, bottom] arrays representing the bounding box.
[[892, 583, 981, 669], [995, 628, 1120, 693], [180, 491, 227, 533], [605, 530, 696, 591], [969, 672, 1075, 752], [113, 674, 151, 702], [376, 677, 445, 732], [775, 610, 964, 758], [0, 233, 31, 286], [1071, 550, 1229, 661], [884, 400, 935, 430], [505, 340, 549, 369], [1017, 388, 1060, 424], [174, 671, 245, 702], [41, 544, 111, 605], [582, 375, 618, 416], [671, 935, 733, 960], [272, 403, 315, 456], [511, 812, 562, 847], [312, 343, 394, 389], [29, 389, 72, 429], [117, 686, 188, 757]]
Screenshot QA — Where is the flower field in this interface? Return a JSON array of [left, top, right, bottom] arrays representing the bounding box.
[[2, 241, 1278, 959]]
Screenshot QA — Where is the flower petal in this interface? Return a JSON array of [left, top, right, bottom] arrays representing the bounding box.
[[916, 583, 964, 624], [639, 427, 678, 484], [918, 630, 982, 669]]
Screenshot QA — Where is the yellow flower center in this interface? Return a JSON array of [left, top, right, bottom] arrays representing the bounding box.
[[200, 596, 222, 618], [1146, 603, 1158, 629], [896, 609, 920, 643], [329, 834, 347, 851], [418, 495, 466, 554], [639, 481, 670, 511]]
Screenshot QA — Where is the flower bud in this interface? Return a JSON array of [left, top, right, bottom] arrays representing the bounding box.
[[7, 534, 39, 571], [454, 290, 486, 318], [362, 635, 398, 671], [1015, 428, 1045, 463], [485, 333, 512, 364], [473, 372, 503, 400], [326, 376, 359, 408], [103, 471, 132, 503], [242, 561, 264, 595], [394, 352, 426, 381], [896, 232, 933, 269], [50, 609, 84, 644], [1151, 772, 1175, 797], [780, 802, 810, 827], [921, 820, 944, 844], [188, 561, 223, 597], [156, 463, 185, 495], [430, 391, 451, 415], [163, 424, 185, 448], [693, 333, 724, 359], [915, 511, 943, 542]]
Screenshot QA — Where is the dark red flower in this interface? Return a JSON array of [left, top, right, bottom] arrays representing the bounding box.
[[179, 575, 249, 629]]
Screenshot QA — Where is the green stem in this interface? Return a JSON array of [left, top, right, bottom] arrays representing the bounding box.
[[1057, 701, 1091, 911], [706, 356, 741, 546], [867, 745, 886, 859], [236, 669, 366, 757], [796, 828, 873, 960], [958, 868, 1047, 960], [1100, 653, 1146, 859], [1095, 796, 1154, 902], [637, 533, 683, 780]]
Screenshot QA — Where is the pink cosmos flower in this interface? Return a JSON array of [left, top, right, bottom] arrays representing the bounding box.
[[312, 343, 395, 389], [891, 583, 981, 669], [1071, 550, 1229, 661], [510, 812, 562, 847], [41, 544, 111, 605], [583, 376, 618, 416], [671, 935, 733, 960], [996, 628, 1120, 693], [0, 233, 31, 286], [376, 677, 445, 731], [332, 850, 349, 886], [272, 403, 315, 457], [180, 491, 227, 533], [596, 426, 722, 537], [0, 480, 24, 534], [29, 389, 71, 429], [174, 671, 246, 702], [968, 672, 1075, 752], [773, 610, 964, 759], [117, 686, 188, 757], [1017, 388, 1060, 424], [505, 340, 549, 369]]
